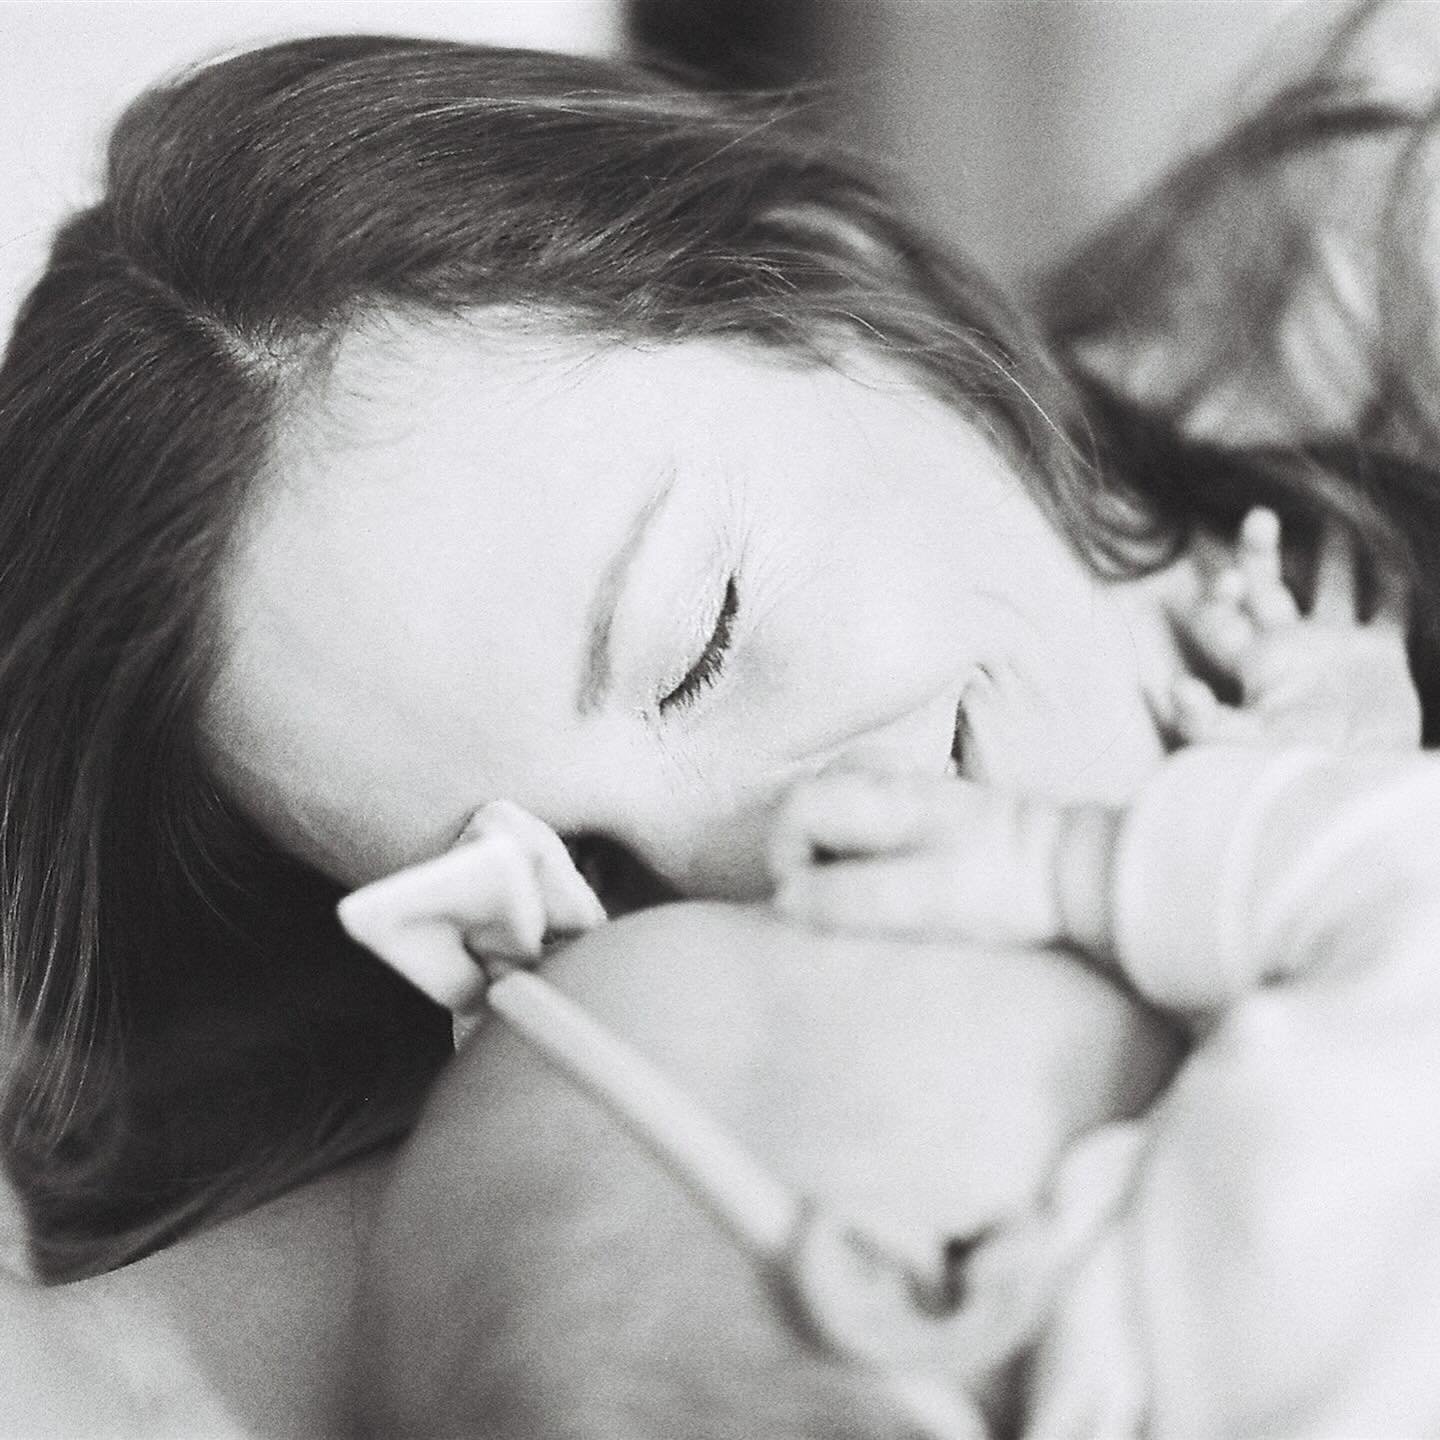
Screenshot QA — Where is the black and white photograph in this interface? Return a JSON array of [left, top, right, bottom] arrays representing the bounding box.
[[3, 1, 1440, 1435]]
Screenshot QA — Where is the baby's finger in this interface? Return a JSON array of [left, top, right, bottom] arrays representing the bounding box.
[[1180, 598, 1254, 678], [1171, 675, 1281, 747], [1238, 507, 1282, 588], [1310, 525, 1359, 622], [1211, 567, 1246, 608], [460, 799, 606, 932], [1237, 508, 1298, 629], [1369, 569, 1411, 635], [1171, 677, 1269, 748], [1168, 675, 1223, 746], [769, 771, 934, 879], [773, 853, 962, 940], [775, 830, 1059, 946]]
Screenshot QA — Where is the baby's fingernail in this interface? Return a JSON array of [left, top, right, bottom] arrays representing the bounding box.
[[1241, 507, 1281, 548], [559, 888, 608, 931], [1213, 569, 1245, 603]]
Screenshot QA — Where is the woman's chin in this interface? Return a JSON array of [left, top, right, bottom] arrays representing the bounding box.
[[958, 665, 1167, 802]]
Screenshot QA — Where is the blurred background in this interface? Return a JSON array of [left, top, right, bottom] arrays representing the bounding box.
[[1, 1, 1340, 338], [627, 0, 1330, 285]]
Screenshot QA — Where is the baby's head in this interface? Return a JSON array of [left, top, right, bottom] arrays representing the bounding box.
[[0, 35, 1173, 1270], [360, 902, 1181, 1437]]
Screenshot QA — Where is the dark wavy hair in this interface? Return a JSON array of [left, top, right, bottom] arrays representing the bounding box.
[[0, 33, 1130, 1280], [3, 10, 1439, 1280]]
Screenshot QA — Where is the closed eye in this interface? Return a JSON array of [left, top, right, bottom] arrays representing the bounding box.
[[659, 577, 738, 714]]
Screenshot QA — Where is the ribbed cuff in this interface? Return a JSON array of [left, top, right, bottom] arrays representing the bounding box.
[[1111, 746, 1322, 1013]]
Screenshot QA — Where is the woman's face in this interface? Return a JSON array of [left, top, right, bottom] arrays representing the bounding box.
[[204, 315, 1173, 894]]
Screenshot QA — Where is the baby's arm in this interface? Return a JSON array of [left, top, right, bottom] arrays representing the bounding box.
[[773, 509, 1421, 953], [770, 768, 1117, 958], [1028, 745, 1440, 1434], [1168, 507, 1420, 752]]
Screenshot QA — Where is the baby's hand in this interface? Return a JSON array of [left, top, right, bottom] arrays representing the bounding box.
[[770, 765, 1120, 955], [1170, 508, 1420, 752], [338, 800, 606, 1013]]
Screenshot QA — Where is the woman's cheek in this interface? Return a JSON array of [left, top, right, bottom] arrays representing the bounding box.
[[957, 611, 1167, 803], [735, 597, 961, 771]]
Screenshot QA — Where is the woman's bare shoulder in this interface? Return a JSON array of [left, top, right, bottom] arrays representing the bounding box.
[[8, 1155, 384, 1437]]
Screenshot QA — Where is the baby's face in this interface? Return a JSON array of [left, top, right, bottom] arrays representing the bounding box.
[[204, 314, 1168, 893]]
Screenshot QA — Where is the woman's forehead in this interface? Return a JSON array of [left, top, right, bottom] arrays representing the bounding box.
[[283, 306, 932, 469], [241, 315, 946, 595], [284, 310, 615, 470], [244, 321, 768, 610]]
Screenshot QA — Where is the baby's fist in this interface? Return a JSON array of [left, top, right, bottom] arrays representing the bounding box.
[[769, 768, 1118, 954]]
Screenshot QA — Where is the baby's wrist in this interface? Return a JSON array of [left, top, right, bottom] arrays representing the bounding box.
[[1051, 804, 1123, 959]]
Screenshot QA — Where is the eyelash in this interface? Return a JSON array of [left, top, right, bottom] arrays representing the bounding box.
[[659, 576, 738, 714]]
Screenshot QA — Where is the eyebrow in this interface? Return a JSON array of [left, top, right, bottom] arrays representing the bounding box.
[[577, 466, 678, 713]]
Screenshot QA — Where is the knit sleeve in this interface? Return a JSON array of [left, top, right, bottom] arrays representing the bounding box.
[[1028, 745, 1440, 1436], [1109, 744, 1440, 1013]]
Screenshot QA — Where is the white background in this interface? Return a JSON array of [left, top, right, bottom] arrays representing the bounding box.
[[0, 1, 620, 336], [0, 1, 1349, 334]]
